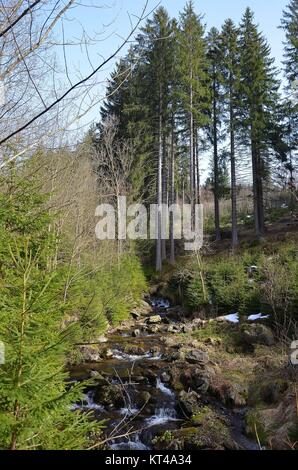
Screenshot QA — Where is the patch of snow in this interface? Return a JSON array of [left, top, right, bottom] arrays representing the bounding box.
[[224, 313, 239, 323], [248, 313, 270, 321]]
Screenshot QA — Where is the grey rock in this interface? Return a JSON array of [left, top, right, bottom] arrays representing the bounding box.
[[147, 315, 162, 324], [242, 324, 274, 346], [185, 350, 209, 365]]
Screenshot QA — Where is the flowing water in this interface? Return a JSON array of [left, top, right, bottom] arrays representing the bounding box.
[[70, 298, 259, 451]]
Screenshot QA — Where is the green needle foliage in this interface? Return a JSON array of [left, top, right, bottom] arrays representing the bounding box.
[[0, 174, 101, 450]]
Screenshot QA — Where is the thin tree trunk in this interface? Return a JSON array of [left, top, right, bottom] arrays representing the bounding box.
[[170, 115, 175, 264], [196, 128, 200, 204], [213, 64, 221, 241], [230, 103, 238, 248], [194, 125, 198, 205], [257, 149, 265, 235], [161, 132, 167, 261], [251, 127, 261, 238], [156, 87, 163, 272], [190, 66, 194, 225]]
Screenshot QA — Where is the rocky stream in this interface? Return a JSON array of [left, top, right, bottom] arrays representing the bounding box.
[[70, 298, 262, 451]]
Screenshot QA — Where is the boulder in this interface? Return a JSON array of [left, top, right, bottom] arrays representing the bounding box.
[[147, 315, 162, 324], [135, 391, 151, 407], [79, 345, 101, 362], [102, 348, 114, 359], [153, 409, 238, 450], [242, 324, 274, 346], [94, 384, 124, 408], [178, 390, 201, 416], [131, 300, 152, 317], [150, 346, 161, 358], [147, 325, 160, 334], [209, 377, 247, 407], [167, 325, 178, 333], [180, 366, 212, 394], [123, 345, 145, 356], [185, 349, 209, 365], [204, 337, 222, 346], [168, 350, 185, 362]]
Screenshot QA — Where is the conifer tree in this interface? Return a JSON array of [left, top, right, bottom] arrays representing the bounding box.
[[0, 172, 100, 450], [138, 7, 174, 270], [207, 27, 224, 241], [178, 1, 209, 217], [281, 0, 298, 86], [238, 8, 280, 237], [281, 0, 298, 206], [221, 19, 240, 248]]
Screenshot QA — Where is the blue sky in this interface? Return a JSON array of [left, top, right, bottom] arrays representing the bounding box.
[[60, 0, 288, 143]]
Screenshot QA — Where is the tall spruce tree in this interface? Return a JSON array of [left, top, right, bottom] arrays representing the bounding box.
[[178, 1, 209, 217], [281, 0, 298, 86], [281, 0, 298, 206], [238, 8, 280, 237], [221, 19, 240, 248], [207, 27, 224, 241], [137, 7, 174, 270]]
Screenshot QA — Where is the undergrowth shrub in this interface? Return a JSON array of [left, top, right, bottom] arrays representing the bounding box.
[[68, 254, 147, 339]]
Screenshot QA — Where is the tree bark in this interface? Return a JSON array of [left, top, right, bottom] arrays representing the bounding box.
[[190, 65, 194, 226], [161, 132, 167, 261], [170, 116, 175, 264], [230, 102, 238, 248], [251, 126, 261, 238], [156, 87, 163, 272], [213, 64, 221, 241]]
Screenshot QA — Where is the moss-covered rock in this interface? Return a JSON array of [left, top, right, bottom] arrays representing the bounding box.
[[153, 407, 238, 450], [241, 323, 274, 347], [94, 384, 124, 408], [178, 390, 201, 416]]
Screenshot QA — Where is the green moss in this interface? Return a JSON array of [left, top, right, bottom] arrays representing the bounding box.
[[192, 322, 242, 352], [152, 430, 173, 445], [191, 406, 216, 426]]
